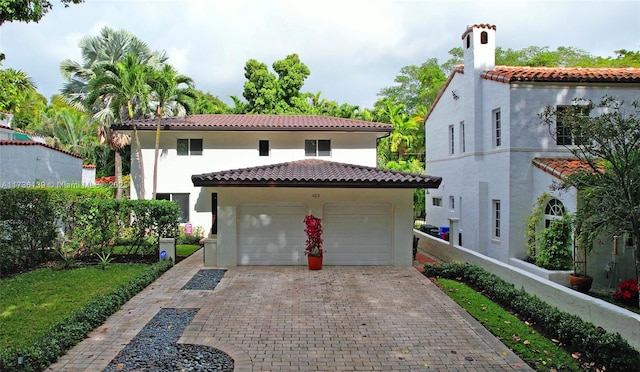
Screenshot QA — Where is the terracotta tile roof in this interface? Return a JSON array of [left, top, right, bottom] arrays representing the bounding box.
[[82, 164, 96, 169], [113, 114, 393, 133], [192, 159, 442, 189], [532, 157, 601, 180], [461, 24, 496, 39], [482, 66, 640, 84], [0, 140, 83, 159]]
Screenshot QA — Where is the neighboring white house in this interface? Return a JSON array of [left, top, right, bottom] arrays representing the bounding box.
[[0, 114, 94, 187], [424, 24, 640, 272], [115, 114, 441, 267]]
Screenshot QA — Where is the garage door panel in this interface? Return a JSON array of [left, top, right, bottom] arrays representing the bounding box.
[[324, 203, 392, 265], [238, 204, 306, 265]]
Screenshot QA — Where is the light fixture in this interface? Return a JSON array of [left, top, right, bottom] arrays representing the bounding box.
[[451, 90, 459, 100]]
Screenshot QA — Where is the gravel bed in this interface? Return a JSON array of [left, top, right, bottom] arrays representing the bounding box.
[[103, 308, 234, 372], [181, 269, 227, 290]]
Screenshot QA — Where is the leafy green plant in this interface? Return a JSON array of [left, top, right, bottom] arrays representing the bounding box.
[[54, 237, 79, 269], [536, 214, 573, 270], [525, 192, 551, 261], [423, 262, 640, 371], [95, 251, 114, 270]]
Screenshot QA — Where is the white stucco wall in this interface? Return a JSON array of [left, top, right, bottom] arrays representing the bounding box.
[[196, 187, 414, 267], [128, 130, 381, 201], [0, 144, 82, 187]]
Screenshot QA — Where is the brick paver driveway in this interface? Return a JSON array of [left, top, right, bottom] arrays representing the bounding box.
[[51, 250, 531, 371]]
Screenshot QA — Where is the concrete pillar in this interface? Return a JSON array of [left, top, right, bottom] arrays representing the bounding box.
[[203, 238, 218, 267], [159, 238, 176, 263], [448, 218, 460, 246]]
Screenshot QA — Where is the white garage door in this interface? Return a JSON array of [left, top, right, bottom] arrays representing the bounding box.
[[238, 204, 306, 265], [323, 203, 392, 265]]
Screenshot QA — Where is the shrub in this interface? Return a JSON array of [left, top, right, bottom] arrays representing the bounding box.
[[176, 225, 205, 245], [423, 262, 640, 371], [613, 279, 639, 306], [535, 215, 573, 270], [0, 259, 173, 371]]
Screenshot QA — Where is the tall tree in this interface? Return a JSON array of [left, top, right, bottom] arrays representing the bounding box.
[[148, 64, 196, 199], [87, 53, 152, 199], [0, 68, 46, 129], [60, 26, 166, 199], [541, 97, 640, 308]]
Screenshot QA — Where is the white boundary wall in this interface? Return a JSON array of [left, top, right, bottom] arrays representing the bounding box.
[[414, 229, 640, 352]]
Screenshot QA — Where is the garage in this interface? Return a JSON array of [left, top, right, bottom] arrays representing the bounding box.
[[323, 203, 393, 265], [237, 204, 306, 265]]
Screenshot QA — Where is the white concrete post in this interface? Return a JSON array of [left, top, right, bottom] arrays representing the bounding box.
[[203, 238, 218, 267], [448, 218, 460, 246], [159, 238, 176, 263]]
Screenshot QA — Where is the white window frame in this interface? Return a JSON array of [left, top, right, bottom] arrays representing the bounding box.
[[305, 139, 331, 157], [432, 197, 442, 207], [493, 109, 501, 147], [449, 125, 455, 155], [492, 199, 501, 240], [177, 138, 203, 156], [459, 121, 466, 153]]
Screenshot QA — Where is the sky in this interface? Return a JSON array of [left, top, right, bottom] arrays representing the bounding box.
[[1, 0, 639, 109]]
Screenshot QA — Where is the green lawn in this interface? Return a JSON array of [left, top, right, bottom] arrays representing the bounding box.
[[436, 278, 582, 371], [177, 244, 200, 257], [0, 264, 148, 350]]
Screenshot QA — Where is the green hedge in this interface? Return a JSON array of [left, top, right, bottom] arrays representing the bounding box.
[[0, 188, 180, 274], [423, 262, 640, 372], [0, 259, 173, 372]]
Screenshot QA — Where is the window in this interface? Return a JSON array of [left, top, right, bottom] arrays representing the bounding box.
[[157, 193, 189, 222], [449, 125, 455, 155], [449, 196, 455, 211], [555, 106, 590, 146], [480, 31, 488, 44], [177, 138, 203, 156], [493, 109, 501, 147], [544, 198, 565, 228], [459, 121, 466, 153], [432, 197, 442, 207], [259, 140, 269, 156], [493, 200, 501, 239], [305, 139, 331, 156]]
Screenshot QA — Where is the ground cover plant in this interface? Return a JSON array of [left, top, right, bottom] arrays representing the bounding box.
[[436, 278, 581, 371], [424, 262, 640, 371], [0, 260, 173, 371]]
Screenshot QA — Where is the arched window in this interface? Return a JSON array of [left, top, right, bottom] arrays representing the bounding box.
[[544, 198, 565, 228], [466, 34, 470, 48], [480, 31, 488, 44]]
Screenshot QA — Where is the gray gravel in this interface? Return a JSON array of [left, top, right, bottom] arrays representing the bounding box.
[[103, 308, 233, 371], [181, 269, 227, 290]]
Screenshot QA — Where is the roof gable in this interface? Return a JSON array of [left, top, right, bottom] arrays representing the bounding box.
[[192, 159, 442, 189], [113, 114, 393, 133]]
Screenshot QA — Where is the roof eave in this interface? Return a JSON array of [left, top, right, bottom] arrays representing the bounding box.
[[191, 178, 442, 189]]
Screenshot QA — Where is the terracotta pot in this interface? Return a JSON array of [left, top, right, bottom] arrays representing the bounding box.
[[308, 256, 323, 270], [569, 273, 593, 292]]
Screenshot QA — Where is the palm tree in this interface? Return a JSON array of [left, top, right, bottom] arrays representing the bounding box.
[[148, 64, 196, 199], [60, 26, 166, 199], [87, 53, 152, 199]]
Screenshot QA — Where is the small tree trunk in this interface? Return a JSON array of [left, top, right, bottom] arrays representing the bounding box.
[[130, 112, 145, 200], [152, 113, 161, 200], [115, 149, 122, 200]]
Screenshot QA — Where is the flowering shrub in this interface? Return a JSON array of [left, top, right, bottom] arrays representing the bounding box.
[[613, 278, 639, 306], [303, 215, 323, 257]]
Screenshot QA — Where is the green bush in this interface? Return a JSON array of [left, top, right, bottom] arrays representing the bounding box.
[[176, 225, 205, 245], [0, 259, 173, 372], [423, 262, 640, 371], [536, 215, 573, 270]]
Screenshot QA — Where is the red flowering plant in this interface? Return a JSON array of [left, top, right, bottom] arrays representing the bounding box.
[[613, 278, 639, 306], [303, 215, 323, 257]]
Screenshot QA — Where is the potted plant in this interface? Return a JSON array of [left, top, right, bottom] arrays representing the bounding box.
[[303, 214, 323, 270], [569, 221, 594, 292]]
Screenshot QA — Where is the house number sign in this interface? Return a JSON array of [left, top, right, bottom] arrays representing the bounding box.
[[312, 193, 320, 198]]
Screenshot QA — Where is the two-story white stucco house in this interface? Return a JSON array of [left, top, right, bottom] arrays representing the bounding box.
[[424, 24, 640, 264], [115, 115, 441, 267]]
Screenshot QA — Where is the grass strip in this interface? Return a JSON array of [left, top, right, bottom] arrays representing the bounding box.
[[436, 278, 582, 372]]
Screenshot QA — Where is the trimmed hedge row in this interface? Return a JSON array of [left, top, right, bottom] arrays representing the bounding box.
[[423, 262, 640, 372], [0, 188, 180, 275], [0, 259, 174, 372]]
